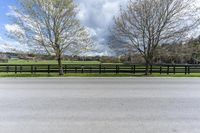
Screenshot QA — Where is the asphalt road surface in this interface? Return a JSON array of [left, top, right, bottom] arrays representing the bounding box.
[[0, 77, 200, 133]]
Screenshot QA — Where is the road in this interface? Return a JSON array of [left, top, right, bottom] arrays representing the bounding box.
[[0, 77, 200, 133]]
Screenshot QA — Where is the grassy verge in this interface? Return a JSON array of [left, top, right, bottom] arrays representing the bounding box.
[[0, 73, 143, 77], [151, 73, 200, 77], [0, 73, 200, 77]]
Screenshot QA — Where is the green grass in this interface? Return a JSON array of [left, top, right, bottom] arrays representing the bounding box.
[[0, 73, 140, 77], [0, 72, 200, 77], [152, 73, 200, 77], [0, 59, 101, 65]]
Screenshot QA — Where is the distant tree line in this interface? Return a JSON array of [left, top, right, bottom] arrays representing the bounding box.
[[111, 36, 200, 64], [2, 35, 200, 65]]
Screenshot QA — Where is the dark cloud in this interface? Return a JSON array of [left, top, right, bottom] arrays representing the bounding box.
[[75, 0, 128, 55]]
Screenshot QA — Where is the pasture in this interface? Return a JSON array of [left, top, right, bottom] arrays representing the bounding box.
[[0, 59, 102, 65]]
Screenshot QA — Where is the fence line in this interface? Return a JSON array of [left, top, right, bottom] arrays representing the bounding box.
[[0, 64, 199, 74]]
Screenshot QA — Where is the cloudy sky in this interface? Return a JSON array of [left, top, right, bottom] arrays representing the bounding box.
[[1, 0, 199, 55], [0, 0, 128, 55]]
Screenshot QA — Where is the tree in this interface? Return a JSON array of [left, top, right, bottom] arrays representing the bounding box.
[[7, 0, 92, 75], [112, 0, 199, 75]]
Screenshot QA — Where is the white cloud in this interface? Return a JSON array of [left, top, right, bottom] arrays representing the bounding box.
[[6, 6, 19, 17], [5, 24, 25, 35], [0, 38, 27, 53], [76, 0, 127, 35], [0, 33, 27, 53]]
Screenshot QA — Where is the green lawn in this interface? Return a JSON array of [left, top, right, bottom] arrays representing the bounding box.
[[0, 59, 101, 65]]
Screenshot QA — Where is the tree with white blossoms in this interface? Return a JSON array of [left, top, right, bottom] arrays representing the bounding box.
[[7, 0, 93, 75]]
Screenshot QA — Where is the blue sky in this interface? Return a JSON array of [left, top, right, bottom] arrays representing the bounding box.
[[0, 0, 17, 36], [0, 0, 21, 52]]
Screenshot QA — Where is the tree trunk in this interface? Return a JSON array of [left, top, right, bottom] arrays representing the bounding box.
[[57, 55, 64, 76], [145, 59, 152, 76], [145, 62, 150, 76]]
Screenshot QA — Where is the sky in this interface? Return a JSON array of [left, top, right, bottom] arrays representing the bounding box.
[[0, 0, 199, 55], [0, 0, 15, 39], [0, 0, 128, 55], [0, 0, 25, 52], [0, 0, 16, 28]]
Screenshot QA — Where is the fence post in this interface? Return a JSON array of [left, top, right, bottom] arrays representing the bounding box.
[[160, 66, 162, 75], [185, 66, 187, 75], [99, 65, 102, 74], [65, 65, 67, 74], [31, 65, 33, 74], [116, 65, 118, 74], [134, 65, 136, 74], [81, 65, 84, 73], [131, 66, 134, 74], [6, 65, 9, 73], [48, 65, 50, 74], [167, 65, 169, 75], [20, 65, 22, 73], [75, 67, 77, 73], [188, 66, 190, 74], [173, 65, 176, 75], [15, 65, 17, 74], [150, 65, 153, 75], [35, 66, 37, 74]]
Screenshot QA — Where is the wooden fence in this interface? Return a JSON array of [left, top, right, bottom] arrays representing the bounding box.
[[0, 64, 200, 75]]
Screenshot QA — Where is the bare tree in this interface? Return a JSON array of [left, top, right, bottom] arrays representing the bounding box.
[[7, 0, 92, 75], [112, 0, 199, 75]]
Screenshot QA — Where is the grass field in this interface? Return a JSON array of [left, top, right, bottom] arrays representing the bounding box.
[[0, 59, 102, 65]]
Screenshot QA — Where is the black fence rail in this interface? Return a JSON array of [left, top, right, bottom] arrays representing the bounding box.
[[0, 64, 199, 74]]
